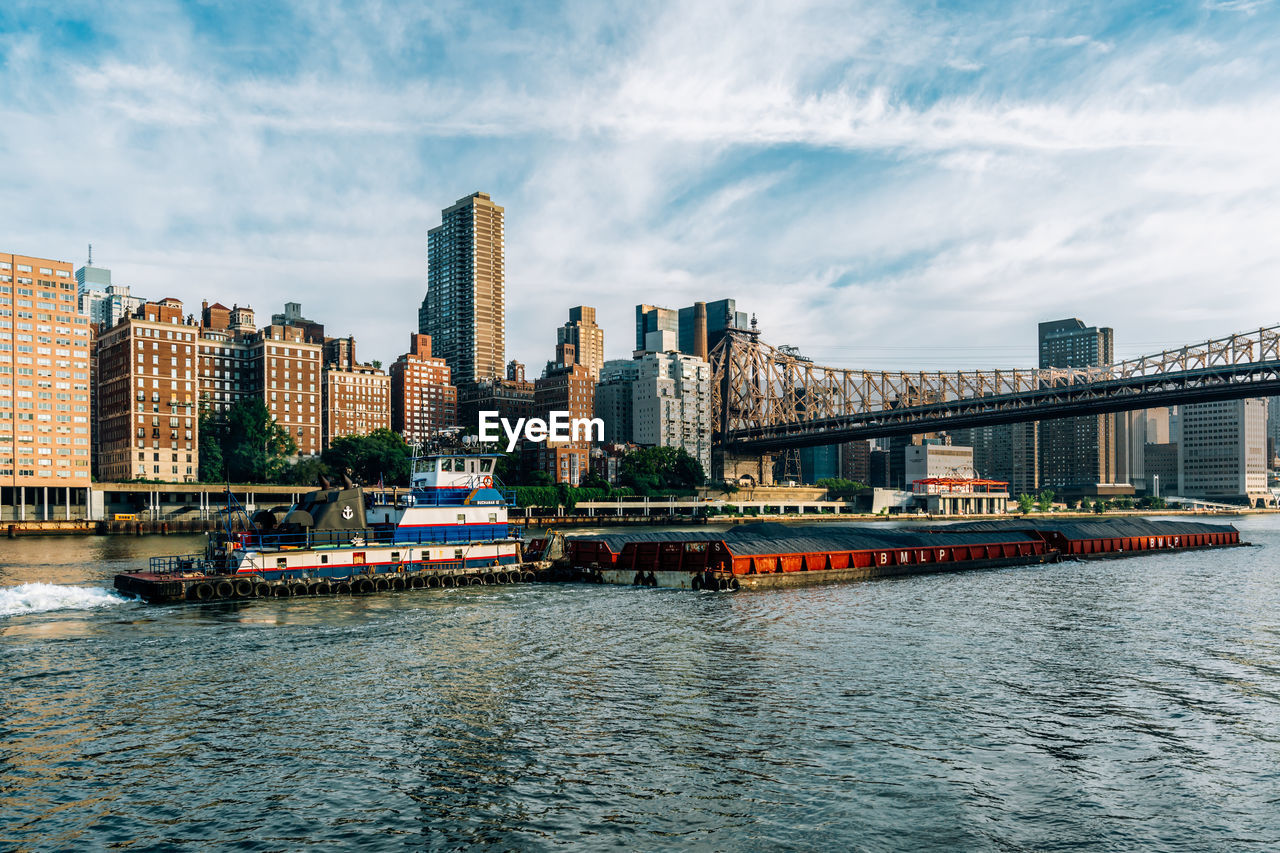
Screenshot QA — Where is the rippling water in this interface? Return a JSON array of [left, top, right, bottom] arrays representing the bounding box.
[[3, 517, 1280, 851]]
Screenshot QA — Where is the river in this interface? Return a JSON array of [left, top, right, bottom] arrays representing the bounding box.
[[2, 516, 1279, 850]]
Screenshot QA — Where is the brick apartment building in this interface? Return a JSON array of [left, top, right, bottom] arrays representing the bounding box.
[[94, 297, 199, 482], [529, 351, 596, 485], [390, 333, 456, 448]]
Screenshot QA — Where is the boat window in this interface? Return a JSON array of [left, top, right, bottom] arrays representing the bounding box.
[[454, 548, 464, 560], [391, 551, 400, 563], [439, 458, 452, 472], [276, 557, 287, 569], [489, 513, 498, 523], [480, 458, 494, 473], [467, 459, 477, 473], [457, 513, 466, 523], [320, 555, 328, 564]]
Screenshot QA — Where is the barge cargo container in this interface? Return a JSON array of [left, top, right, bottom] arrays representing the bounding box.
[[544, 518, 1243, 590]]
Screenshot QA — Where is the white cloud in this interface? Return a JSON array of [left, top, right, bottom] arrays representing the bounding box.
[[2, 0, 1279, 379]]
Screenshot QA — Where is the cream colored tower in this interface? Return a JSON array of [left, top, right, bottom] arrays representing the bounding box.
[[418, 192, 505, 386]]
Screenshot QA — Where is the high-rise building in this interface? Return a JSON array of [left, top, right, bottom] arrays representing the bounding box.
[[419, 192, 505, 386], [319, 334, 389, 446], [840, 440, 872, 484], [1, 252, 93, 517], [798, 444, 841, 483], [557, 306, 604, 379], [679, 298, 748, 355], [631, 352, 712, 477], [255, 324, 323, 456], [1118, 408, 1172, 493], [952, 421, 1038, 494], [77, 252, 145, 332], [390, 333, 457, 448], [635, 304, 678, 352], [458, 360, 536, 433], [1179, 398, 1267, 503], [596, 352, 711, 477], [530, 362, 596, 484], [595, 358, 641, 444], [638, 299, 748, 356], [196, 301, 258, 419], [1145, 442, 1179, 497], [1004, 421, 1040, 495], [1038, 318, 1116, 489], [323, 364, 390, 449], [868, 448, 891, 488], [197, 325, 256, 417], [196, 307, 343, 457], [1268, 396, 1280, 465], [94, 298, 199, 482]]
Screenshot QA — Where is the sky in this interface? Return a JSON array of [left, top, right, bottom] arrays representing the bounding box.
[[3, 0, 1280, 372]]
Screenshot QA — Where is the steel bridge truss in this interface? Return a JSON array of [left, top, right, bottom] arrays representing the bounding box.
[[711, 324, 1280, 452]]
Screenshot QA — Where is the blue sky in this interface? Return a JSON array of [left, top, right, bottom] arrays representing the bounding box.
[[3, 0, 1280, 370]]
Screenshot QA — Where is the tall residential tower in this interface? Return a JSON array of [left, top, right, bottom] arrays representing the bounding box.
[[1037, 318, 1117, 490], [1, 252, 93, 518], [418, 192, 505, 388]]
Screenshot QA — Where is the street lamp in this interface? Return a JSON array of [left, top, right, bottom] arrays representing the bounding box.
[[1153, 474, 1160, 499]]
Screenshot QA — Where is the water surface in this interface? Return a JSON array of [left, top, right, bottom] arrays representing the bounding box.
[[2, 518, 1279, 850]]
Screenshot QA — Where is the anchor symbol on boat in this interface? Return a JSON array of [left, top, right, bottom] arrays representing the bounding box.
[[342, 505, 354, 520]]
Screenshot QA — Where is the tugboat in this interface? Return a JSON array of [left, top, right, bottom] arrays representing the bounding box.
[[115, 450, 540, 603]]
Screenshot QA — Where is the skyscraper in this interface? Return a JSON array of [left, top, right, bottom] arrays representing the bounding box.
[[638, 299, 748, 356], [419, 192, 505, 386], [1037, 318, 1116, 490], [76, 251, 144, 331], [1179, 398, 1267, 502], [557, 306, 604, 379], [635, 304, 678, 352]]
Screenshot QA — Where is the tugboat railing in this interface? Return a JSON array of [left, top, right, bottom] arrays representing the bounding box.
[[366, 487, 517, 508], [230, 524, 515, 551], [148, 554, 233, 575]]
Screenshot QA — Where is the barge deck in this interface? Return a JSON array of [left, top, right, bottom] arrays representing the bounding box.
[[546, 518, 1245, 591]]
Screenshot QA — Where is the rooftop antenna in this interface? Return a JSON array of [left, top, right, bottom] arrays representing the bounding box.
[[87, 243, 93, 266]]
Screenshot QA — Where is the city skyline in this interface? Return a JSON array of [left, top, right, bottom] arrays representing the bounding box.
[[4, 3, 1280, 371]]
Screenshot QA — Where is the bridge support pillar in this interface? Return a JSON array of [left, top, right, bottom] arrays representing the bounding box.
[[713, 449, 775, 486]]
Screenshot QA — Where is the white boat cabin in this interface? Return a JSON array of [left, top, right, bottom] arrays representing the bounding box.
[[411, 453, 502, 490]]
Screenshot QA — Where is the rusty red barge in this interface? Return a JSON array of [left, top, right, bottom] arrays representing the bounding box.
[[538, 518, 1244, 591]]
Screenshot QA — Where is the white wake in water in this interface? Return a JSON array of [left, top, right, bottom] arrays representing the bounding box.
[[0, 583, 131, 618]]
